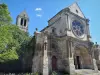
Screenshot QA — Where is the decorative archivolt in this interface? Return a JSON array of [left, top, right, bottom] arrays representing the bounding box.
[[74, 45, 89, 56], [73, 41, 89, 49]]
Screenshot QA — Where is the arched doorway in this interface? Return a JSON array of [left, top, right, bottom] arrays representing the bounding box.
[[52, 56, 57, 71], [74, 46, 92, 69], [74, 56, 81, 69]]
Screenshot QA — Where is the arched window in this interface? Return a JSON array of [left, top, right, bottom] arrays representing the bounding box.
[[24, 19, 27, 26], [20, 18, 23, 25]]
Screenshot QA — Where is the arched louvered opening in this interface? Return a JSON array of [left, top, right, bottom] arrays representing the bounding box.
[[20, 18, 23, 25], [24, 19, 27, 26]]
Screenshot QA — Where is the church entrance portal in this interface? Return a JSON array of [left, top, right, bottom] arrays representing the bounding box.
[[74, 46, 92, 69], [52, 56, 57, 71]]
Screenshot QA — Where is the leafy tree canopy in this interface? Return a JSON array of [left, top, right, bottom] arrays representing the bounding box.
[[0, 3, 32, 63], [0, 25, 31, 62], [0, 3, 12, 26]]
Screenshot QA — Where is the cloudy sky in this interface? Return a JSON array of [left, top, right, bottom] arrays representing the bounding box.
[[1, 0, 100, 44]]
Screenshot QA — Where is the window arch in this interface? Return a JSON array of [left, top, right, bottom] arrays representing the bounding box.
[[74, 46, 92, 69], [20, 18, 23, 25], [24, 19, 27, 26]]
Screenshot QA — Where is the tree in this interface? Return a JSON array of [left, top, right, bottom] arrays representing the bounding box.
[[0, 3, 12, 26], [0, 25, 31, 62], [0, 3, 33, 65], [19, 36, 36, 72]]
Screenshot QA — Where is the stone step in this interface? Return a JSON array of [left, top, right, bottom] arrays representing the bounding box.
[[85, 73, 100, 75], [75, 69, 100, 75], [76, 73, 100, 75]]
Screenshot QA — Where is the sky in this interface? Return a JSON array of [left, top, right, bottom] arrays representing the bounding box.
[[1, 0, 100, 44]]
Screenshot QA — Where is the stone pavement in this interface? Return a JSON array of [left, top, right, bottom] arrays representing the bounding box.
[[75, 69, 100, 75]]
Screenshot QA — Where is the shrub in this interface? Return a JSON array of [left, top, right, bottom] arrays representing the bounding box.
[[51, 71, 57, 75]]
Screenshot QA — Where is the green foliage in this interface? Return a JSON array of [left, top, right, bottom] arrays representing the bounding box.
[[0, 25, 31, 62], [0, 50, 18, 62], [32, 72, 39, 75], [51, 71, 69, 75], [22, 36, 36, 55], [51, 71, 57, 75], [19, 36, 36, 69], [0, 3, 33, 65], [0, 3, 12, 26]]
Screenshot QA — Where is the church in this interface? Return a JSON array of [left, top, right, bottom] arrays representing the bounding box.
[[16, 2, 100, 75]]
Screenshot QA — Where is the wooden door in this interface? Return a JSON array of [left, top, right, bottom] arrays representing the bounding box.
[[52, 56, 57, 71]]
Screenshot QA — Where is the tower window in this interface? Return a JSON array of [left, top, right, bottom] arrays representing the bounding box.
[[21, 18, 23, 25], [24, 19, 26, 26]]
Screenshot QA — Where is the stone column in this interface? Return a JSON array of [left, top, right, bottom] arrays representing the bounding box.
[[43, 35, 49, 75], [18, 17, 21, 26], [67, 39, 75, 75]]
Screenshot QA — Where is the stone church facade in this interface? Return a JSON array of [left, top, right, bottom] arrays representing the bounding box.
[[31, 3, 100, 75], [16, 2, 100, 75]]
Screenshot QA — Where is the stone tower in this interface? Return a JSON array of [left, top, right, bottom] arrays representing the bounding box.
[[16, 10, 29, 32]]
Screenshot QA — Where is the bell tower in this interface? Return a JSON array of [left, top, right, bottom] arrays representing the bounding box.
[[16, 10, 29, 32]]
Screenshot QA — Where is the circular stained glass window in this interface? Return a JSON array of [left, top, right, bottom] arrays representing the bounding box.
[[72, 20, 84, 37]]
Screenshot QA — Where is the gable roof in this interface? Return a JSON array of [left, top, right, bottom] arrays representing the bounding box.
[[68, 2, 85, 18], [41, 2, 86, 32]]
